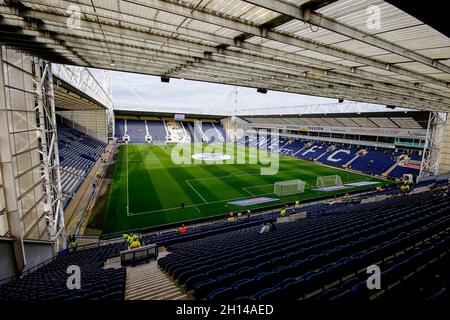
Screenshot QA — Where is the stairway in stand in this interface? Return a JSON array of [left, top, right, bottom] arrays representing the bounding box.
[[125, 253, 189, 300]]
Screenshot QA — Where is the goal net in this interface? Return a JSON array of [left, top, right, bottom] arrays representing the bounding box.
[[274, 179, 306, 196], [316, 175, 343, 189]]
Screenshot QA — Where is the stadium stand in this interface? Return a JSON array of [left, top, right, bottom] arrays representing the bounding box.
[[126, 119, 147, 143], [58, 124, 107, 208], [215, 123, 226, 141], [238, 135, 422, 179], [166, 121, 190, 143], [202, 122, 223, 142], [157, 190, 450, 301], [2, 0, 450, 308], [380, 248, 450, 301], [184, 121, 203, 142], [320, 145, 361, 168], [115, 119, 227, 145], [0, 243, 127, 300], [147, 120, 167, 142], [114, 119, 126, 139], [144, 215, 276, 247], [0, 180, 447, 301]]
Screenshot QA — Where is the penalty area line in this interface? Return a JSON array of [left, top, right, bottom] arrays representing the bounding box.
[[185, 180, 208, 204]]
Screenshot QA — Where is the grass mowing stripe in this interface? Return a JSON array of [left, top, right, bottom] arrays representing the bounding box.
[[101, 144, 392, 234], [127, 145, 164, 214]]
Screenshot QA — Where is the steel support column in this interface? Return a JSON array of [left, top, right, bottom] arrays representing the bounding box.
[[420, 112, 447, 177], [35, 58, 66, 250]]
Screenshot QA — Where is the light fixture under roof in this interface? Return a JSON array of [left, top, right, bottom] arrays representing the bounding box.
[[110, 61, 115, 66]]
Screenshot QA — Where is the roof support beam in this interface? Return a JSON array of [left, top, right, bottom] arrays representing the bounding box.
[[55, 33, 449, 105], [84, 55, 446, 110], [88, 60, 448, 112], [1, 1, 448, 111], [9, 4, 450, 100], [242, 0, 450, 74], [173, 69, 446, 111], [180, 60, 447, 109], [18, 11, 450, 104], [122, 0, 449, 88]]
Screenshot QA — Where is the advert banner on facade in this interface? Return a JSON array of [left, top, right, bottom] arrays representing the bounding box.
[[282, 125, 427, 138]]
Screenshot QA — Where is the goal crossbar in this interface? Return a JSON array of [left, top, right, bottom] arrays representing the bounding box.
[[274, 179, 305, 196], [316, 175, 343, 189]]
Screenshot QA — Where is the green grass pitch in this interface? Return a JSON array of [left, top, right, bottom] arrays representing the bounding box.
[[101, 144, 388, 234]]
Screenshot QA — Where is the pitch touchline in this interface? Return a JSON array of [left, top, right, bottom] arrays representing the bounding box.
[[126, 144, 130, 217]]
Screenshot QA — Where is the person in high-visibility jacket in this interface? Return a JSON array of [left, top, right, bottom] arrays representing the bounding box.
[[294, 200, 300, 209], [400, 184, 407, 195], [127, 233, 134, 244], [280, 208, 287, 216], [237, 212, 242, 219], [129, 237, 141, 249], [69, 236, 78, 252]]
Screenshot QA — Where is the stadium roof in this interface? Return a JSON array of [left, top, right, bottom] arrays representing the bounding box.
[[1, 0, 450, 112], [235, 101, 410, 116], [53, 64, 112, 110], [243, 109, 430, 130]]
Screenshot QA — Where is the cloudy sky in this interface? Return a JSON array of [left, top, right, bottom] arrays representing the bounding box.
[[88, 69, 394, 115], [97, 70, 337, 111]]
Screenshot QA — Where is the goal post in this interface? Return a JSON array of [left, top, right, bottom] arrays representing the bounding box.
[[316, 175, 343, 189], [274, 179, 306, 196]]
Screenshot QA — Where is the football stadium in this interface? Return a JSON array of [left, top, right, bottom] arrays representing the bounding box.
[[0, 0, 450, 308]]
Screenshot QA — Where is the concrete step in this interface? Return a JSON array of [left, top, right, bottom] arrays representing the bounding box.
[[125, 257, 189, 300]]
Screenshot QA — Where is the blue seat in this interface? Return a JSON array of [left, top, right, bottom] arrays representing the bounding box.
[[425, 288, 448, 301], [102, 291, 123, 300], [276, 277, 296, 289], [192, 279, 215, 299], [184, 274, 207, 292], [207, 287, 234, 300], [282, 279, 306, 299], [253, 272, 279, 291], [253, 287, 282, 300], [329, 289, 354, 302], [340, 277, 360, 291], [315, 288, 339, 301], [231, 279, 255, 296], [274, 265, 295, 278]]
